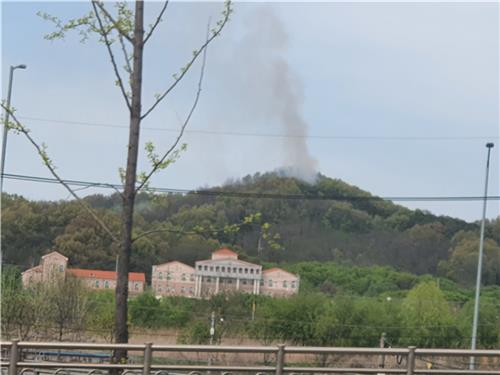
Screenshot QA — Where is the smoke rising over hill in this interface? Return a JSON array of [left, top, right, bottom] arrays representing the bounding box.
[[231, 8, 319, 182]]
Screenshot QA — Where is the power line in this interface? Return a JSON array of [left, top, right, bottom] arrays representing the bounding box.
[[4, 173, 500, 202], [17, 115, 500, 141]]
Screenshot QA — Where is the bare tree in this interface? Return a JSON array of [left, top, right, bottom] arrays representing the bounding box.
[[2, 0, 232, 361]]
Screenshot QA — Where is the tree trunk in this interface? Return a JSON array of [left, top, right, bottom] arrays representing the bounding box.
[[114, 0, 144, 363]]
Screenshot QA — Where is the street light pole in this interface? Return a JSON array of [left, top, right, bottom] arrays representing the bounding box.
[[1, 64, 27, 193], [469, 142, 494, 370]]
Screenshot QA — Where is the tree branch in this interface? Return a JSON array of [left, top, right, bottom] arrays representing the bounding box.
[[118, 33, 132, 78], [135, 19, 211, 194], [143, 0, 169, 45], [92, 1, 132, 111], [93, 0, 133, 43], [1, 104, 120, 243], [140, 1, 232, 120]]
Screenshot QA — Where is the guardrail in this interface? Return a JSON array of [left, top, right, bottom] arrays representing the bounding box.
[[1, 341, 499, 375]]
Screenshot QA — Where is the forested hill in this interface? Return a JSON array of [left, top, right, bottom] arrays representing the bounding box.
[[3, 172, 500, 287]]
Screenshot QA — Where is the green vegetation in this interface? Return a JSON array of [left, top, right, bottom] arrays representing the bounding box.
[[3, 262, 499, 348], [3, 173, 499, 287], [2, 172, 500, 347]]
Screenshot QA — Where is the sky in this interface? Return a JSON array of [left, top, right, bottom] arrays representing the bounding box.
[[1, 1, 499, 222]]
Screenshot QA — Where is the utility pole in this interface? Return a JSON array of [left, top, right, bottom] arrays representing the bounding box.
[[378, 332, 386, 369], [1, 64, 27, 193], [470, 142, 494, 370], [208, 311, 216, 375]]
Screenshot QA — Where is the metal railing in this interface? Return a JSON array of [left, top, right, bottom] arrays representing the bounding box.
[[1, 341, 499, 375]]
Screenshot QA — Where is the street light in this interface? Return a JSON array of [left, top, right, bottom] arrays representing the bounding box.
[[470, 142, 494, 370], [1, 64, 27, 193]]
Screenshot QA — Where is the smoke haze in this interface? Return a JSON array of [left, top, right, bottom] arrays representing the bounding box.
[[231, 8, 319, 182]]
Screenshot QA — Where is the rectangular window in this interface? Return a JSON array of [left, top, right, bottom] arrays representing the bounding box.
[[95, 280, 100, 288], [239, 268, 242, 273], [250, 269, 254, 274], [260, 280, 264, 286], [244, 268, 248, 274], [190, 274, 195, 281], [182, 273, 186, 281], [242, 279, 247, 285], [268, 279, 273, 287], [221, 266, 225, 272], [204, 265, 208, 271], [291, 281, 296, 289], [210, 266, 214, 271], [216, 266, 220, 272], [256, 269, 260, 274], [159, 272, 163, 280], [198, 265, 202, 270], [283, 280, 288, 288]]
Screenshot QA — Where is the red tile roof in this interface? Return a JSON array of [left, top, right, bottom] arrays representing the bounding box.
[[212, 248, 237, 256], [68, 268, 145, 282]]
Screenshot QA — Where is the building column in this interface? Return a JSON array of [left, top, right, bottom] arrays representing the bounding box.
[[256, 280, 260, 295], [194, 275, 199, 297], [252, 279, 257, 294], [215, 277, 220, 294], [236, 278, 240, 291], [195, 275, 201, 298]]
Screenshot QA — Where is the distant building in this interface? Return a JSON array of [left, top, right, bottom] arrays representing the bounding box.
[[22, 251, 146, 294], [151, 248, 300, 298]]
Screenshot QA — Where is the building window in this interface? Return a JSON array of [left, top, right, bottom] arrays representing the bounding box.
[[221, 266, 225, 272], [233, 267, 237, 273], [95, 280, 100, 288], [182, 273, 186, 281], [260, 280, 264, 286], [167, 272, 172, 280], [242, 279, 247, 285], [198, 265, 202, 270], [189, 287, 194, 294], [244, 268, 248, 274], [206, 277, 211, 283], [228, 279, 232, 284], [283, 280, 288, 288], [268, 279, 273, 287], [216, 266, 220, 272], [159, 272, 163, 280], [210, 266, 214, 272], [204, 265, 208, 271], [59, 265, 64, 272], [250, 269, 254, 274], [239, 268, 242, 273], [291, 281, 296, 289], [256, 269, 260, 274], [135, 283, 139, 290], [159, 286, 162, 292], [105, 281, 109, 288], [227, 267, 231, 273], [190, 274, 195, 281]]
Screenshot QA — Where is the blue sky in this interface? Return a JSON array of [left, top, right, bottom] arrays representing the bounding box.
[[2, 1, 499, 222]]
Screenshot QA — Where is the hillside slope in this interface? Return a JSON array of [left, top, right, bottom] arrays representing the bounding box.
[[2, 172, 499, 286]]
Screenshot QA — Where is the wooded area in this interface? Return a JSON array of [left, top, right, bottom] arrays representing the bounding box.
[[3, 172, 500, 287]]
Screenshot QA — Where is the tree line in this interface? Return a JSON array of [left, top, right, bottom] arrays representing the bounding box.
[[2, 262, 499, 348], [3, 173, 500, 287]]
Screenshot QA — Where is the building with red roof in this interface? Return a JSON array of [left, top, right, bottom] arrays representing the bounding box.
[[151, 248, 299, 299], [22, 251, 146, 294]]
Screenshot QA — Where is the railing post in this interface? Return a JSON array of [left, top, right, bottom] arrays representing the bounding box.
[[406, 346, 416, 375], [142, 342, 152, 375], [275, 344, 285, 375], [9, 340, 19, 375]]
